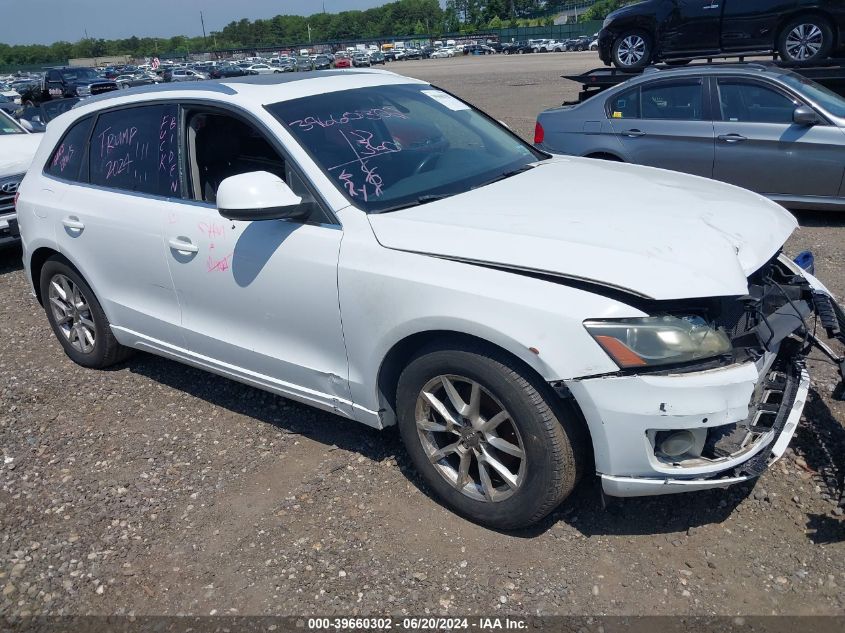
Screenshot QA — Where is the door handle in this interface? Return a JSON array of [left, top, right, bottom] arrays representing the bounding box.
[[168, 238, 199, 254], [62, 216, 84, 231], [718, 133, 747, 143], [622, 129, 646, 138]]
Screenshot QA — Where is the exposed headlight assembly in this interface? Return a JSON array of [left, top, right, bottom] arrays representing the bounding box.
[[76, 85, 91, 96], [583, 316, 732, 368]]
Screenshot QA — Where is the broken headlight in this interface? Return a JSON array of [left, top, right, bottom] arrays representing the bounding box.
[[583, 316, 732, 369]]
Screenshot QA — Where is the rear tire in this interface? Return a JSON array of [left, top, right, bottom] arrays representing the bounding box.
[[778, 15, 833, 64], [612, 30, 653, 69], [40, 256, 131, 369], [396, 343, 584, 530]]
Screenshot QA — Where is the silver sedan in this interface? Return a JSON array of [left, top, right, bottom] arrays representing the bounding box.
[[536, 64, 845, 211]]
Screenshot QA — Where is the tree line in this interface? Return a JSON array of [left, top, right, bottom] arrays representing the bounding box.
[[0, 0, 607, 67]]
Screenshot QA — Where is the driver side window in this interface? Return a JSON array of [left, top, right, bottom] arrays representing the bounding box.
[[717, 80, 800, 123], [185, 110, 328, 223]]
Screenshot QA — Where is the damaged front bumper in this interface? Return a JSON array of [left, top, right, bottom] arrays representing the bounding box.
[[567, 253, 843, 498]]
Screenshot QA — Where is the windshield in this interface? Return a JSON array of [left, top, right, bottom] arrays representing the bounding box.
[[0, 111, 25, 135], [779, 71, 845, 118], [61, 67, 99, 81], [268, 83, 542, 212]]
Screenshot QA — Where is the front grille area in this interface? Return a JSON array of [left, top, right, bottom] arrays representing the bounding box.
[[703, 359, 800, 466], [90, 82, 118, 95], [0, 174, 23, 216], [714, 257, 812, 355]]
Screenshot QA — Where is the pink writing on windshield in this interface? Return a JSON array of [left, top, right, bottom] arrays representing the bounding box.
[[288, 105, 407, 132]]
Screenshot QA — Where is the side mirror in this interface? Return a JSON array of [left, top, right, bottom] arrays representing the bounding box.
[[793, 105, 818, 126], [217, 171, 307, 222]]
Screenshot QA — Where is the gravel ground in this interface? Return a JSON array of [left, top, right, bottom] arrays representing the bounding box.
[[1, 52, 844, 618]]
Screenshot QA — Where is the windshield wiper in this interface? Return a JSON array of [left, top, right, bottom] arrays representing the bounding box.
[[376, 193, 455, 214], [373, 164, 538, 213], [472, 163, 536, 190]]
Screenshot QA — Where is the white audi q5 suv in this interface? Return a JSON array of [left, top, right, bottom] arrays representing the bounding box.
[[15, 70, 845, 528]]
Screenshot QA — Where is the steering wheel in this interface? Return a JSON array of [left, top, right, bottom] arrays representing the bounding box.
[[412, 152, 441, 175]]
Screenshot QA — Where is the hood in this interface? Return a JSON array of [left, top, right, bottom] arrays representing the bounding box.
[[607, 1, 655, 22], [367, 158, 798, 301], [0, 132, 43, 176]]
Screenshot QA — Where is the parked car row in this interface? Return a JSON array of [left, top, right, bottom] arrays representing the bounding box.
[[500, 36, 599, 55]]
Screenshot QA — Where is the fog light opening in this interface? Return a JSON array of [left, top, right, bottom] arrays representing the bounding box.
[[657, 430, 696, 457]]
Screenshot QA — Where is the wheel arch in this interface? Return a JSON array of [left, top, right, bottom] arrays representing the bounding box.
[[776, 9, 838, 46], [584, 151, 625, 162], [29, 246, 63, 306], [29, 247, 100, 310], [374, 330, 593, 452]]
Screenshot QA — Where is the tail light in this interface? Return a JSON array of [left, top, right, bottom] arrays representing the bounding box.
[[534, 121, 544, 145]]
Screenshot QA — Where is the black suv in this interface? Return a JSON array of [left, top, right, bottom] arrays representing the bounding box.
[[21, 67, 117, 104], [502, 41, 533, 55], [565, 36, 592, 52], [599, 0, 845, 69]]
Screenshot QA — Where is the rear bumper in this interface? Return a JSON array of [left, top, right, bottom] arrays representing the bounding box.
[[0, 213, 20, 248]]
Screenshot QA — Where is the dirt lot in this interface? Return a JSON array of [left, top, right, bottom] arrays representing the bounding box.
[[1, 52, 844, 618]]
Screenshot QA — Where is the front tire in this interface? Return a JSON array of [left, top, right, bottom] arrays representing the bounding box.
[[396, 344, 584, 529], [778, 15, 833, 64], [612, 30, 653, 69], [40, 257, 131, 368]]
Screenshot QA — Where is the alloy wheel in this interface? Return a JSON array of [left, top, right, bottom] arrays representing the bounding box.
[[48, 273, 96, 354], [785, 23, 824, 60], [415, 375, 526, 503], [617, 34, 646, 66]]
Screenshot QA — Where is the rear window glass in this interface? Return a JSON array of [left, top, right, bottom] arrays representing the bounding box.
[[607, 86, 639, 119], [89, 104, 181, 197], [641, 81, 703, 120], [45, 117, 93, 181]]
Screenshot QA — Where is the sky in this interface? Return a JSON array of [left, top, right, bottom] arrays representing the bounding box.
[[0, 0, 426, 46]]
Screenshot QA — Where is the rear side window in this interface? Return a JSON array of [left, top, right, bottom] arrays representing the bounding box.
[[640, 80, 703, 120], [89, 103, 181, 197], [45, 117, 93, 181], [607, 80, 704, 121], [607, 86, 640, 119]]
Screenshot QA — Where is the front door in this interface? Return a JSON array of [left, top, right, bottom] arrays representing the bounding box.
[[660, 0, 722, 56], [713, 77, 845, 198], [607, 78, 715, 178], [163, 106, 352, 413]]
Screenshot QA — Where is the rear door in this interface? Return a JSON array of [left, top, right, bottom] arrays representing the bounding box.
[[659, 1, 722, 56], [49, 103, 184, 345], [712, 77, 845, 197], [720, 0, 783, 51], [607, 77, 715, 177]]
